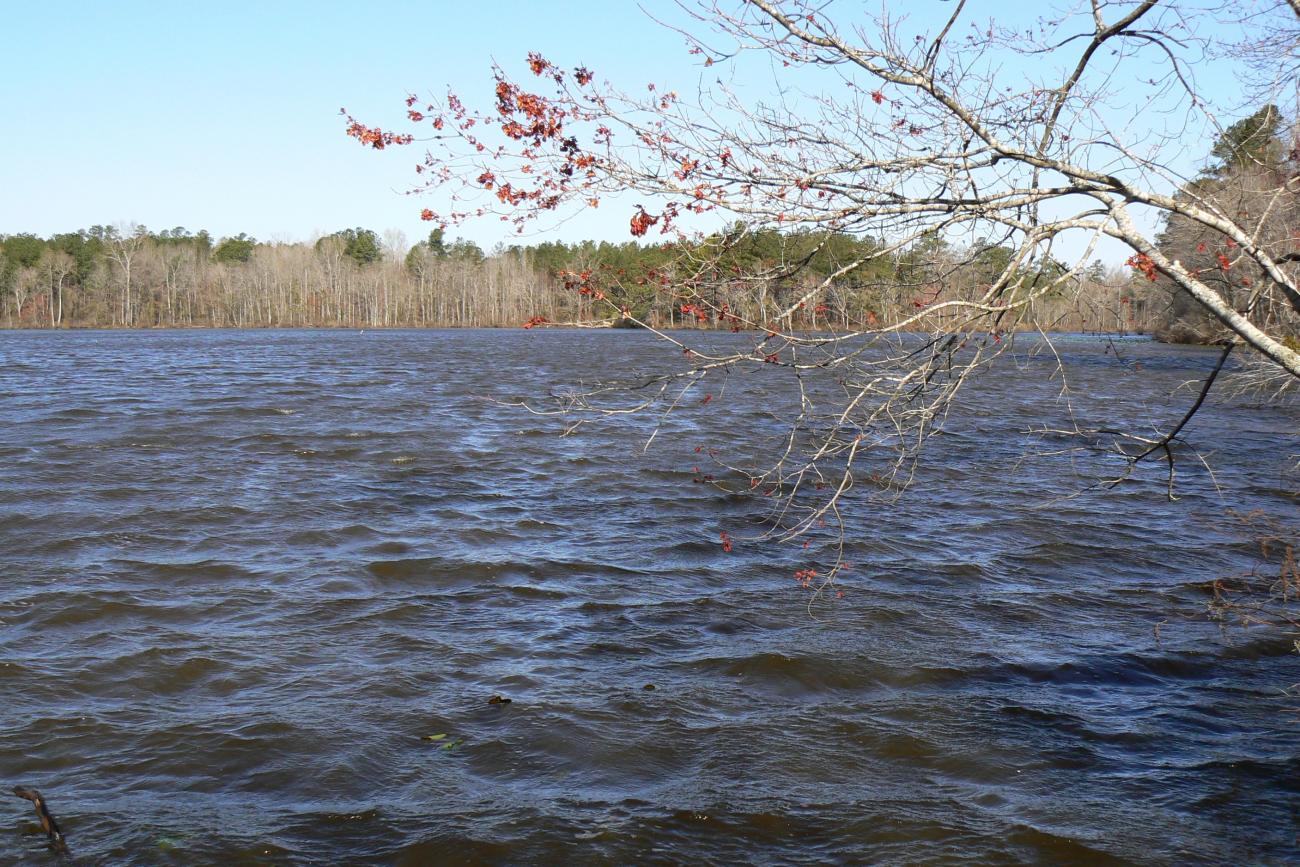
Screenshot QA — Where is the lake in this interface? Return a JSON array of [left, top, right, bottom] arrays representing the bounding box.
[[1, 329, 1297, 864]]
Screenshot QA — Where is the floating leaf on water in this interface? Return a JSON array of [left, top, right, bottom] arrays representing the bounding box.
[[442, 738, 464, 751], [422, 733, 448, 741], [488, 694, 512, 705], [643, 684, 656, 691]]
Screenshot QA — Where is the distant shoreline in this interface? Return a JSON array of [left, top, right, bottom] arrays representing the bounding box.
[[0, 323, 1154, 337]]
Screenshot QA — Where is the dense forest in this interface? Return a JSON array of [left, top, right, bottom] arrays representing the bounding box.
[[0, 222, 1159, 333]]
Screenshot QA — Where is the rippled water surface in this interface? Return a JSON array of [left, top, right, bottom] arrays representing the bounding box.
[[2, 329, 1298, 865]]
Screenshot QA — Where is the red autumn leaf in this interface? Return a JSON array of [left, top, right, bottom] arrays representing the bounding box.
[[527, 52, 550, 75], [1125, 252, 1158, 281], [629, 207, 659, 237]]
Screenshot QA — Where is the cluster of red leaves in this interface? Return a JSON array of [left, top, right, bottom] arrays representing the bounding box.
[[719, 531, 733, 553], [521, 315, 548, 329], [1177, 240, 1254, 288], [348, 52, 729, 240], [558, 268, 604, 299], [1185, 240, 1232, 278], [679, 303, 709, 323], [630, 207, 660, 237], [1125, 252, 1158, 282], [341, 114, 413, 150], [793, 568, 819, 588], [380, 55, 612, 231], [635, 267, 673, 289], [494, 182, 531, 206], [716, 302, 743, 332], [495, 79, 567, 145]]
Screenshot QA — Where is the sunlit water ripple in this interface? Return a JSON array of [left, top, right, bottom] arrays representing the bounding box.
[[1, 329, 1298, 865]]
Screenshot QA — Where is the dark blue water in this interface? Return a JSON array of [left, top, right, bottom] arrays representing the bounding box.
[[1, 329, 1297, 865]]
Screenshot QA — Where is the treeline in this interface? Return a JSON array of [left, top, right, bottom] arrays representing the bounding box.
[[0, 223, 1159, 332], [0, 225, 554, 329]]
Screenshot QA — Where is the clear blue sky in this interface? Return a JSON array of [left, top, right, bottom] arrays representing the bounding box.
[[0, 1, 695, 249], [0, 1, 1256, 257]]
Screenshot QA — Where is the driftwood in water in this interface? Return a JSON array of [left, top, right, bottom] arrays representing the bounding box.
[[12, 786, 70, 854]]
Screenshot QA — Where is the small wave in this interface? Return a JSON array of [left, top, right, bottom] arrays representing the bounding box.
[[986, 650, 1216, 689]]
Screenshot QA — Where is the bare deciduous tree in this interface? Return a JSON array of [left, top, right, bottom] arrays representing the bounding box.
[[40, 250, 74, 327], [343, 0, 1300, 589], [104, 223, 147, 327]]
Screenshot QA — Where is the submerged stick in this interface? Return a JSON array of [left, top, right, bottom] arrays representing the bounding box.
[[12, 786, 70, 854]]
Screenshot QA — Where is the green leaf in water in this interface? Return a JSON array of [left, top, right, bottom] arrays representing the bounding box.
[[422, 733, 448, 742]]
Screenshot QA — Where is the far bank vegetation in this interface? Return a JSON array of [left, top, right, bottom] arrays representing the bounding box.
[[0, 223, 1159, 334]]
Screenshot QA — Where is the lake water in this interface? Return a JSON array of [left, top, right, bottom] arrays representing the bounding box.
[[1, 329, 1298, 865]]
